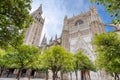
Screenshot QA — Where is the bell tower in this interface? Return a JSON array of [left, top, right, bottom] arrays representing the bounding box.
[[24, 4, 45, 47]]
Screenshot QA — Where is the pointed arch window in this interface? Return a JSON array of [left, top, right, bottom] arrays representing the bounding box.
[[75, 19, 83, 26]]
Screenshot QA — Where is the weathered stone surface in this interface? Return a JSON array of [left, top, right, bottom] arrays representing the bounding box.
[[61, 6, 109, 80]]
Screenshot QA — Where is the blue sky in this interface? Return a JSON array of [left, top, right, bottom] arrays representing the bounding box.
[[30, 0, 114, 44]]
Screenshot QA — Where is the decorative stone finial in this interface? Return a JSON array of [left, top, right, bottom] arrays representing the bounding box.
[[64, 15, 68, 20], [55, 34, 57, 40], [90, 6, 97, 14], [41, 34, 46, 45], [50, 37, 53, 42]]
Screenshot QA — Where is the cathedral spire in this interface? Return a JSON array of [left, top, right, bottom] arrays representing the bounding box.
[[64, 15, 68, 21], [37, 4, 43, 15], [50, 37, 53, 42], [39, 4, 42, 10], [49, 37, 53, 45], [55, 34, 57, 40], [41, 34, 46, 45], [90, 6, 97, 14], [43, 34, 46, 42], [81, 11, 83, 15]]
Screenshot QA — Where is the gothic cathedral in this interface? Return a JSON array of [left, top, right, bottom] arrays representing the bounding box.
[[24, 5, 113, 80]]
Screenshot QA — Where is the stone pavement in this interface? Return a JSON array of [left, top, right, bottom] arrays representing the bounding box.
[[0, 78, 52, 80]]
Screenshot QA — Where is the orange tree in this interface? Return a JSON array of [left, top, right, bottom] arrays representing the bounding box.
[[42, 46, 74, 80], [74, 51, 96, 80], [93, 32, 120, 80], [6, 45, 39, 80]]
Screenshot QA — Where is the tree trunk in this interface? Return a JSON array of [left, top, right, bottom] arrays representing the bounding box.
[[53, 72, 56, 80], [0, 69, 4, 77], [61, 71, 63, 80], [81, 71, 86, 80], [45, 70, 49, 80], [113, 73, 116, 80], [7, 70, 10, 77], [114, 73, 117, 80], [75, 70, 78, 80], [114, 73, 119, 80], [88, 71, 91, 80], [28, 69, 32, 80], [16, 69, 22, 80], [70, 72, 72, 80], [52, 71, 58, 80], [28, 75, 31, 80], [116, 73, 119, 80], [81, 71, 83, 80], [85, 71, 87, 80], [0, 67, 5, 77], [86, 71, 90, 80]]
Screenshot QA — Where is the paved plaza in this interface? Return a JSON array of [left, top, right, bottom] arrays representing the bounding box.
[[0, 78, 52, 80]]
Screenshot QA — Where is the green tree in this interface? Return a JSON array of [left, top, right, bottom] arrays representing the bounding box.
[[42, 46, 74, 80], [0, 48, 6, 77], [0, 47, 18, 77], [6, 45, 39, 80], [74, 51, 96, 80], [60, 52, 74, 80], [0, 0, 33, 48], [93, 32, 120, 80], [38, 53, 49, 80], [91, 0, 120, 24], [29, 53, 47, 79]]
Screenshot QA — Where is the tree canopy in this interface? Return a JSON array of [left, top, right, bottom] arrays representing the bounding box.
[[74, 51, 95, 71], [91, 0, 120, 24], [74, 51, 96, 80], [0, 0, 33, 48], [92, 32, 120, 79], [0, 48, 6, 67], [5, 45, 39, 80], [42, 46, 74, 80]]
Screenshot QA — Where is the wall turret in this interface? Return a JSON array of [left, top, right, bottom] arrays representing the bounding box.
[[63, 15, 69, 31], [49, 37, 53, 45], [61, 16, 70, 51], [55, 34, 57, 41], [40, 34, 47, 50], [41, 34, 47, 45], [89, 6, 105, 35]]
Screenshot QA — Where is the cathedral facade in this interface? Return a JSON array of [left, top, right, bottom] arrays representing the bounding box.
[[24, 5, 113, 80], [61, 6, 105, 80]]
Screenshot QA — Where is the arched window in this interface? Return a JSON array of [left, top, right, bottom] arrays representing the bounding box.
[[75, 19, 83, 26]]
